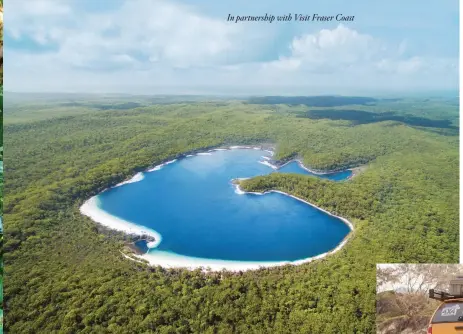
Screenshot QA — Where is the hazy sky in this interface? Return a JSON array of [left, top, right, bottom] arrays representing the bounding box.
[[5, 0, 459, 95]]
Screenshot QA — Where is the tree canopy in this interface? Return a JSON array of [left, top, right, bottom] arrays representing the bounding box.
[[4, 96, 458, 333]]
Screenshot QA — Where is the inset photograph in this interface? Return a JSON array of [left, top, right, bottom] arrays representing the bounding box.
[[377, 264, 463, 334]]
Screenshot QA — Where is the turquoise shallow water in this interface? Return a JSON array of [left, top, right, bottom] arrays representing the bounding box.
[[97, 149, 351, 262]]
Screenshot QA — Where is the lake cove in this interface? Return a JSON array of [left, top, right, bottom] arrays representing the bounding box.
[[81, 148, 353, 271]]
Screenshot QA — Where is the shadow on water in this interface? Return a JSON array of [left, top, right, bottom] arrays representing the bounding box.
[[134, 240, 150, 253]]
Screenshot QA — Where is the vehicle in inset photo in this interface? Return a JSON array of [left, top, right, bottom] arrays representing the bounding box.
[[377, 264, 463, 334]]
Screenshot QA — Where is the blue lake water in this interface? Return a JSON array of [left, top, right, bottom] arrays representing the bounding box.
[[278, 161, 352, 181], [97, 149, 351, 262]]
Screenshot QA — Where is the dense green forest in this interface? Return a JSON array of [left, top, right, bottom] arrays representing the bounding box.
[[4, 96, 458, 333]]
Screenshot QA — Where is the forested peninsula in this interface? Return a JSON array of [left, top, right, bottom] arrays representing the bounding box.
[[4, 96, 458, 333]]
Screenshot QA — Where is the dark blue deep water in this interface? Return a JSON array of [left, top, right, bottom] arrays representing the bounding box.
[[98, 149, 351, 262]]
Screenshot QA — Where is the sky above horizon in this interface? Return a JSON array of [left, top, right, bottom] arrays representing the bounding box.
[[5, 0, 459, 95]]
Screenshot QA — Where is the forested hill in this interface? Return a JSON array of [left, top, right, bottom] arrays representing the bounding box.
[[4, 97, 458, 333], [247, 95, 378, 106]]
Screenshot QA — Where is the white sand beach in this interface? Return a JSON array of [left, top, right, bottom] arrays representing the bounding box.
[[147, 159, 177, 172], [134, 232, 351, 272], [233, 183, 354, 231], [130, 180, 353, 272], [115, 172, 145, 187], [258, 160, 278, 169], [278, 159, 353, 175], [80, 146, 353, 272], [80, 196, 162, 248]]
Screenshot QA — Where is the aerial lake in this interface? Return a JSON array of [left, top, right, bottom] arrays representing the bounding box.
[[82, 148, 352, 270]]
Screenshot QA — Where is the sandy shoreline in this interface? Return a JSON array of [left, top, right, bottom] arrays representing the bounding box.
[[80, 145, 272, 251], [80, 145, 355, 272], [115, 172, 145, 187], [270, 158, 357, 177], [132, 244, 349, 272], [133, 184, 354, 272], [232, 182, 354, 231], [80, 196, 163, 247], [252, 149, 362, 179], [258, 160, 278, 170]]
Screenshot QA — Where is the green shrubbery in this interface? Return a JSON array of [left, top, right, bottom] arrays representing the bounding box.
[[4, 98, 458, 333]]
